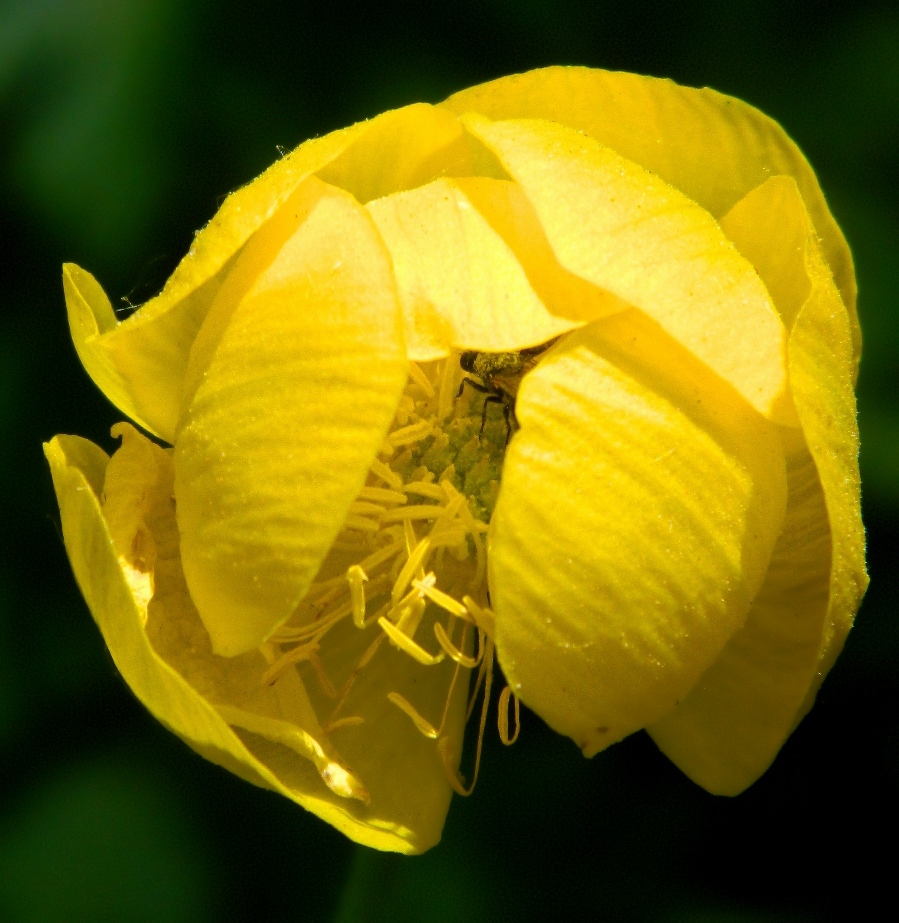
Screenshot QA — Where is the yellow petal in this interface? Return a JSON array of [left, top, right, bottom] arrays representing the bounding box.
[[68, 104, 465, 442], [175, 178, 407, 657], [297, 609, 470, 853], [366, 177, 583, 358], [317, 103, 472, 204], [45, 432, 441, 853], [441, 66, 859, 372], [464, 115, 793, 423], [489, 309, 787, 755], [724, 174, 867, 712], [647, 430, 830, 793], [646, 176, 867, 791], [65, 124, 371, 441]]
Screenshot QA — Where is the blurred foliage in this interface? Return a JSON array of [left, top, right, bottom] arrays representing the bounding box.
[[1, 1, 895, 921]]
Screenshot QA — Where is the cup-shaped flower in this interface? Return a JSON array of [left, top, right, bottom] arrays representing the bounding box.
[[46, 67, 867, 854]]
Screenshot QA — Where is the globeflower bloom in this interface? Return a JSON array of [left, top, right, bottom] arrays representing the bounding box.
[[46, 67, 866, 854]]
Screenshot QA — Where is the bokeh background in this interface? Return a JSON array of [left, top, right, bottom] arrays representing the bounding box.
[[1, 1, 896, 920]]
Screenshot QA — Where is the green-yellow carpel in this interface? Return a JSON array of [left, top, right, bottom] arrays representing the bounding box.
[[174, 178, 407, 657], [462, 114, 795, 425], [490, 312, 787, 754]]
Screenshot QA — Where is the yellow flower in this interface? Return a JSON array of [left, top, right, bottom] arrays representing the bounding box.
[[46, 67, 867, 854]]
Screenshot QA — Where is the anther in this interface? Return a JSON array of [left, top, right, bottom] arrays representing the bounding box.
[[387, 692, 439, 738], [498, 685, 521, 745]]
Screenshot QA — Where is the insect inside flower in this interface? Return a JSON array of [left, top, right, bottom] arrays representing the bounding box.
[[458, 338, 561, 439]]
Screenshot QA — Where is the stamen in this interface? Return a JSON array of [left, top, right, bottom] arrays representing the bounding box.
[[381, 505, 448, 523], [357, 486, 407, 505], [357, 538, 405, 574], [391, 537, 431, 604], [407, 361, 436, 397], [412, 580, 469, 619], [342, 515, 381, 532], [498, 685, 521, 745], [369, 459, 403, 490], [349, 500, 388, 517], [388, 419, 433, 448], [307, 650, 338, 698], [387, 692, 439, 738], [378, 614, 445, 666], [402, 482, 446, 501], [437, 357, 459, 420], [262, 641, 319, 685], [322, 716, 365, 734], [346, 565, 368, 629], [463, 596, 496, 637], [434, 621, 483, 669], [438, 637, 494, 797]]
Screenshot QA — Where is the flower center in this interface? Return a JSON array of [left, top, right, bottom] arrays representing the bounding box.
[[261, 353, 524, 798]]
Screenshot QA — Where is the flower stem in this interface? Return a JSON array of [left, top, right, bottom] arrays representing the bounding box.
[[332, 846, 402, 923]]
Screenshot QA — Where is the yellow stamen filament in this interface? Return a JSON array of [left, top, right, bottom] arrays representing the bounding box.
[[388, 419, 433, 448], [369, 458, 403, 490], [381, 505, 448, 523], [498, 685, 521, 745], [347, 565, 368, 629], [391, 537, 431, 604], [322, 716, 365, 734], [307, 650, 338, 699], [434, 621, 482, 669], [402, 481, 446, 501], [412, 580, 469, 619], [408, 361, 435, 397], [387, 692, 439, 738], [439, 637, 494, 797], [262, 641, 320, 685], [342, 515, 380, 532], [349, 500, 388, 517], [463, 596, 496, 637], [437, 356, 458, 420], [378, 615, 445, 666], [357, 486, 407, 505]]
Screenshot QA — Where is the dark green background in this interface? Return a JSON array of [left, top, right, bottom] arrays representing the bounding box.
[[1, 1, 896, 921]]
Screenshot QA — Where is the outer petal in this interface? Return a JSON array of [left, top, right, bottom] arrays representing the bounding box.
[[366, 177, 588, 358], [174, 178, 407, 657], [464, 115, 793, 423], [65, 124, 370, 441], [440, 66, 859, 372], [45, 432, 449, 853], [647, 177, 867, 791], [68, 104, 467, 442], [490, 311, 787, 755]]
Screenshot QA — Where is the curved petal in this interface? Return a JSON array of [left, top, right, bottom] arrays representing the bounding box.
[[70, 104, 466, 442], [646, 176, 866, 791], [45, 431, 448, 853], [489, 310, 787, 755], [174, 178, 407, 657], [294, 609, 470, 853], [647, 430, 830, 793], [316, 103, 471, 204], [66, 123, 372, 441], [720, 176, 867, 716], [464, 115, 793, 423], [440, 66, 859, 371], [366, 177, 584, 358]]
